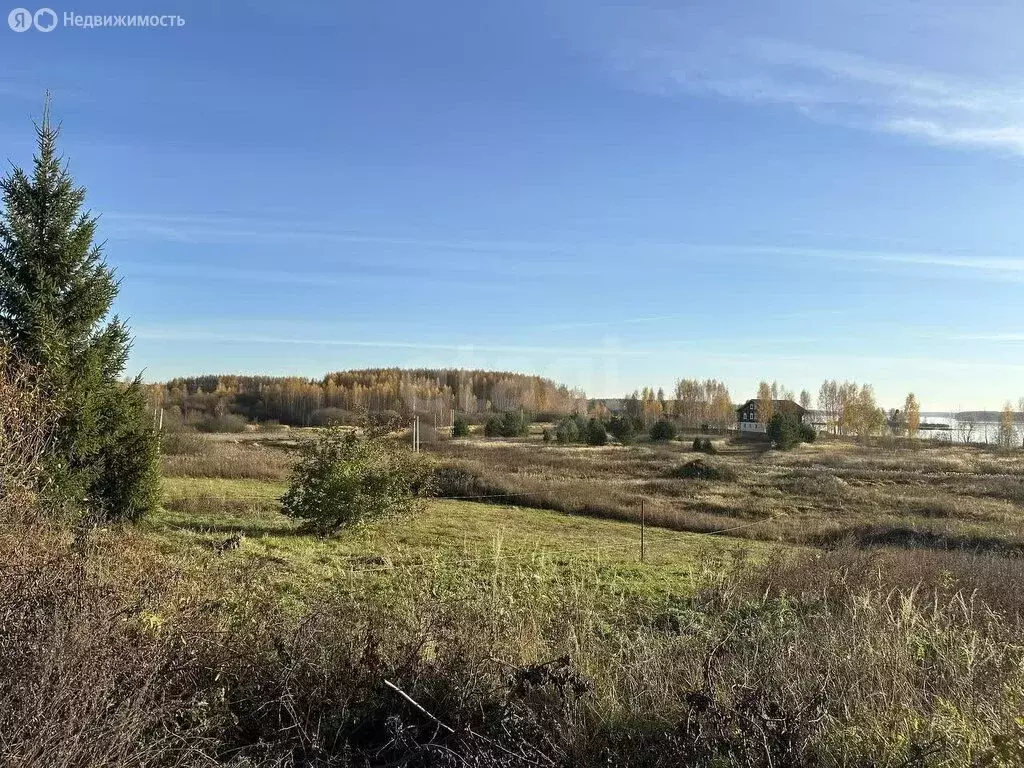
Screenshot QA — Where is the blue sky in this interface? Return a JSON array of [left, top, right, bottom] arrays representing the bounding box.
[[3, 0, 1024, 409]]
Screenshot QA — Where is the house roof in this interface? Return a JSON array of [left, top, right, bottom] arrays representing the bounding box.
[[736, 399, 807, 417]]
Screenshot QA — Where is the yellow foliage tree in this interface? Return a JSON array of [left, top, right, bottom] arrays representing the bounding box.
[[904, 393, 921, 438], [757, 381, 774, 425], [998, 402, 1017, 450]]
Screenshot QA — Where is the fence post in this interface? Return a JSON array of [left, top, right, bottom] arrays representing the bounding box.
[[640, 498, 646, 564]]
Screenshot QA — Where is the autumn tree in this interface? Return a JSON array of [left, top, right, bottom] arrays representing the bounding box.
[[849, 384, 886, 440], [818, 380, 839, 435], [708, 382, 734, 429], [997, 402, 1017, 450], [904, 393, 921, 438], [672, 378, 733, 429], [674, 379, 701, 426], [799, 389, 812, 411], [836, 381, 860, 436], [757, 381, 774, 425]]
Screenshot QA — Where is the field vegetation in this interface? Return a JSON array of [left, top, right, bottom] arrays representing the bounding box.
[[6, 106, 1024, 766], [432, 428, 1024, 553], [7, 391, 1024, 765]]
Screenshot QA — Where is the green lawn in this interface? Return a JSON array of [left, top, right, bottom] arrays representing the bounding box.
[[147, 476, 772, 613]]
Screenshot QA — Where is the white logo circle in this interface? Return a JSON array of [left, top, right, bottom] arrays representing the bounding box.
[[33, 7, 56, 31], [8, 7, 32, 31]]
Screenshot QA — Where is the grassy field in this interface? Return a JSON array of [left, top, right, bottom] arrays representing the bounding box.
[[150, 467, 768, 615], [7, 427, 1024, 766], [429, 431, 1024, 552]]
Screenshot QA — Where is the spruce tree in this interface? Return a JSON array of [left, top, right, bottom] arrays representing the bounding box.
[[0, 101, 159, 521]]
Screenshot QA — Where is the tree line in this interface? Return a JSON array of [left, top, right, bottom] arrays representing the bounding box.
[[152, 369, 588, 427]]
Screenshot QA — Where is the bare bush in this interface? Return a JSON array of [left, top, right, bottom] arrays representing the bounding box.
[[0, 352, 53, 524]]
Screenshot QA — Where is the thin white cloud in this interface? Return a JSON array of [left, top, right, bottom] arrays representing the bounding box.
[[104, 212, 1024, 280], [606, 24, 1024, 154], [946, 333, 1024, 342], [133, 329, 648, 357], [134, 328, 1024, 377]]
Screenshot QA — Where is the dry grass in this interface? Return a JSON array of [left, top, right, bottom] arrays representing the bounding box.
[[5, 511, 1024, 766], [162, 437, 295, 482], [6, 417, 1024, 764], [427, 435, 1024, 552]]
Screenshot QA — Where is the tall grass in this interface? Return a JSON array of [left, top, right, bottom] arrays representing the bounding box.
[[162, 439, 295, 482], [4, 525, 1024, 766], [426, 438, 1024, 552]]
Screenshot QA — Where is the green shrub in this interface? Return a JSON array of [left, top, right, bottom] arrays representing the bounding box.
[[800, 424, 817, 443], [426, 462, 491, 497], [649, 420, 677, 441], [585, 419, 608, 446], [452, 417, 471, 438], [280, 430, 428, 535], [693, 437, 717, 454], [667, 458, 737, 481], [767, 413, 806, 451], [542, 428, 552, 443], [89, 384, 162, 522], [484, 411, 529, 438], [554, 416, 580, 444], [608, 416, 636, 445]]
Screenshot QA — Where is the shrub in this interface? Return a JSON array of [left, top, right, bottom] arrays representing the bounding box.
[[160, 425, 209, 457], [554, 416, 580, 444], [608, 416, 636, 445], [363, 410, 403, 437], [452, 417, 471, 438], [484, 411, 529, 438], [90, 384, 162, 522], [649, 420, 677, 442], [193, 412, 249, 433], [542, 428, 552, 443], [428, 463, 491, 497], [667, 458, 737, 482], [767, 413, 805, 451], [280, 430, 428, 535], [585, 419, 608, 446], [800, 424, 817, 443], [693, 437, 717, 454], [0, 354, 53, 523]]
